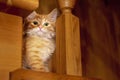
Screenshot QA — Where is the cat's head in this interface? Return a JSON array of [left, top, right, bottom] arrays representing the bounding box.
[[25, 8, 58, 38]]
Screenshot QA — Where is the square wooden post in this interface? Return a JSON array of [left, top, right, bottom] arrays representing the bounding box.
[[0, 12, 22, 80], [52, 0, 82, 76]]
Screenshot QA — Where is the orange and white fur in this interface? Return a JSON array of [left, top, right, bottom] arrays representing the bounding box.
[[23, 9, 57, 72]]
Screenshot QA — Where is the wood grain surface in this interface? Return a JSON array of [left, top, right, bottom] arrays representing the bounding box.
[[10, 69, 99, 80], [73, 0, 120, 80], [52, 0, 82, 76], [0, 0, 39, 10], [0, 12, 22, 80]]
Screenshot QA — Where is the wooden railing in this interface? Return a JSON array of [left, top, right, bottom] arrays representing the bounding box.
[[0, 0, 100, 80]]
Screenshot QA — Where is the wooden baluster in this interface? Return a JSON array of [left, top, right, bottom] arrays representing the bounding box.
[[53, 0, 82, 76]]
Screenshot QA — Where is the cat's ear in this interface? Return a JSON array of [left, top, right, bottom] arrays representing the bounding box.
[[26, 11, 37, 21], [48, 8, 58, 22]]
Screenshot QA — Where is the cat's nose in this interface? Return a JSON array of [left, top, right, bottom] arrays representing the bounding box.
[[39, 26, 41, 28], [39, 26, 43, 28], [38, 26, 41, 30]]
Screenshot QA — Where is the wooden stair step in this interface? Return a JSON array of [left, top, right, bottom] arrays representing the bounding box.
[[10, 69, 99, 80]]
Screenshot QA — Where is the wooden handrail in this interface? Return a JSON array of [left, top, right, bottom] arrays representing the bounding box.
[[53, 0, 82, 76], [0, 0, 39, 10]]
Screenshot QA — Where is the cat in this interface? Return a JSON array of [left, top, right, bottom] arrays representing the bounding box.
[[23, 9, 57, 72]]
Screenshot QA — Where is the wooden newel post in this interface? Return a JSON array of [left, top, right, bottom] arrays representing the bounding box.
[[53, 0, 82, 76]]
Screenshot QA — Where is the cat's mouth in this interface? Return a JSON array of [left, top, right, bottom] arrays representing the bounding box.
[[39, 28, 46, 34], [38, 26, 44, 33], [38, 26, 42, 31], [39, 27, 42, 31]]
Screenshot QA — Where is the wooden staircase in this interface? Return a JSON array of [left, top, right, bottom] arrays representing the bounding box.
[[0, 0, 100, 80]]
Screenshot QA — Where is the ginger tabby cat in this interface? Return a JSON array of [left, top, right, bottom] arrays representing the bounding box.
[[23, 9, 57, 72]]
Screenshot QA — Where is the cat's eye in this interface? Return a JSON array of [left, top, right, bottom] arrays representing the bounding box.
[[44, 22, 49, 26], [32, 21, 39, 25]]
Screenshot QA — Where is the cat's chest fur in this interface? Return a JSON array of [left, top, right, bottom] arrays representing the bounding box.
[[25, 35, 55, 62]]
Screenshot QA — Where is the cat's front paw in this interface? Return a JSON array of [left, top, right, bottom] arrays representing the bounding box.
[[32, 67, 47, 72]]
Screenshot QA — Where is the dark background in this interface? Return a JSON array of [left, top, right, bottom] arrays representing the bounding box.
[[73, 0, 120, 80]]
